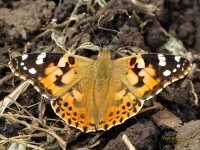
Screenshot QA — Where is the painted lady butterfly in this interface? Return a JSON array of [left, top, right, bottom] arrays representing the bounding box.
[[9, 48, 192, 132]]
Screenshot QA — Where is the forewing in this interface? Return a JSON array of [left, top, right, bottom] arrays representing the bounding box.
[[9, 53, 95, 99], [113, 54, 192, 100]]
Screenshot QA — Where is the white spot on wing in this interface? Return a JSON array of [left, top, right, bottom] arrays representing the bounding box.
[[29, 68, 37, 74], [173, 68, 177, 72], [15, 59, 18, 64], [23, 66, 27, 70], [35, 53, 46, 65], [159, 60, 166, 66], [158, 54, 166, 66], [37, 53, 46, 59], [163, 70, 171, 76], [177, 64, 180, 68], [36, 59, 44, 65], [158, 54, 164, 57], [175, 56, 181, 62], [22, 54, 28, 60], [20, 62, 24, 66]]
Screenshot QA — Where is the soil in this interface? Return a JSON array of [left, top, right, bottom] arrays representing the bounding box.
[[0, 0, 200, 150]]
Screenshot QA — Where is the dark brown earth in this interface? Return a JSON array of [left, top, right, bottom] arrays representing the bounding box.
[[0, 0, 200, 150]]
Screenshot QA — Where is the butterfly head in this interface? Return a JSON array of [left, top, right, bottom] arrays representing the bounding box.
[[98, 48, 111, 58], [94, 48, 113, 81]]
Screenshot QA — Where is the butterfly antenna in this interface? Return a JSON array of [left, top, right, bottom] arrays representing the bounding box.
[[58, 0, 62, 6], [84, 13, 102, 48], [109, 16, 131, 46]]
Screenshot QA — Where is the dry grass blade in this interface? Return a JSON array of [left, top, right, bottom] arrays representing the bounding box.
[[122, 134, 136, 150], [0, 134, 45, 150], [0, 81, 30, 114]]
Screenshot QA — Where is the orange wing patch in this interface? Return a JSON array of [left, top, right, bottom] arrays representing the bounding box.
[[98, 88, 144, 131], [38, 55, 78, 95], [51, 88, 97, 132]]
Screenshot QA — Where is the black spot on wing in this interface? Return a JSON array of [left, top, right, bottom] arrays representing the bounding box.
[[133, 107, 137, 113], [52, 100, 57, 106], [134, 76, 145, 88], [112, 120, 116, 125], [56, 107, 60, 113], [130, 58, 136, 66], [68, 56, 75, 65], [64, 102, 68, 107], [120, 117, 123, 123], [68, 106, 72, 111], [109, 112, 113, 117], [99, 121, 105, 125], [104, 124, 108, 130], [126, 102, 131, 107], [59, 62, 70, 71], [68, 119, 71, 124], [62, 113, 65, 118], [80, 114, 85, 119], [54, 75, 65, 86], [72, 117, 76, 121], [73, 112, 77, 116], [131, 63, 142, 75], [83, 126, 88, 132]]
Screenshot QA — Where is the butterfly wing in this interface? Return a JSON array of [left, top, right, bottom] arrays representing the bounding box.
[[97, 53, 192, 131], [9, 53, 95, 99], [9, 52, 102, 132], [51, 75, 99, 132], [113, 54, 192, 100]]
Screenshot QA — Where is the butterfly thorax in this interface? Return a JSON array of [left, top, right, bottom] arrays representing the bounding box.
[[94, 58, 112, 80], [93, 50, 113, 110]]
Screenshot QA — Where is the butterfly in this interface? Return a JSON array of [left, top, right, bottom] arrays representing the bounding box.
[[9, 48, 192, 132]]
